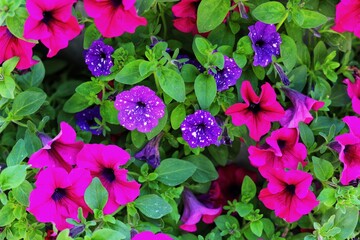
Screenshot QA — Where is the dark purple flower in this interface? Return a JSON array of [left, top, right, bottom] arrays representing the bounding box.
[[215, 117, 232, 146], [134, 132, 163, 168], [75, 106, 103, 135], [175, 54, 204, 72], [248, 21, 281, 67], [274, 62, 290, 86], [181, 110, 222, 148], [114, 86, 165, 133], [84, 39, 114, 77], [209, 55, 242, 92]]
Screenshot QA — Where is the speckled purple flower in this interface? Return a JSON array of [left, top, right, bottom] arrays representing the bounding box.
[[181, 110, 222, 148], [75, 106, 102, 135], [248, 21, 281, 67], [209, 55, 242, 92], [114, 86, 165, 133], [84, 39, 114, 77]]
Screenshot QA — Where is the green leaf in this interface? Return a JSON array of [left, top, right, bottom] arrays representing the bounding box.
[[299, 122, 314, 148], [85, 177, 108, 211], [207, 24, 235, 47], [197, 0, 230, 33], [134, 194, 172, 219], [0, 76, 15, 99], [0, 165, 28, 191], [131, 130, 146, 149], [300, 10, 327, 29], [2, 56, 19, 75], [11, 88, 47, 117], [0, 204, 15, 227], [24, 129, 42, 155], [63, 93, 92, 113], [208, 144, 228, 166], [91, 229, 125, 240], [317, 188, 336, 207], [334, 207, 359, 239], [241, 176, 257, 203], [115, 60, 149, 85], [310, 116, 344, 135], [312, 157, 334, 181], [5, 7, 28, 39], [280, 34, 297, 71], [215, 215, 239, 230], [185, 154, 218, 183], [16, 57, 45, 89], [83, 24, 101, 49], [252, 2, 287, 24], [250, 220, 263, 237], [100, 100, 119, 125], [155, 158, 196, 186], [170, 104, 186, 130], [12, 180, 33, 206], [56, 229, 72, 240], [145, 108, 168, 140], [156, 68, 186, 102], [76, 82, 102, 95], [136, 0, 155, 15], [236, 202, 253, 217], [194, 74, 217, 109], [6, 139, 27, 166], [181, 64, 200, 83]]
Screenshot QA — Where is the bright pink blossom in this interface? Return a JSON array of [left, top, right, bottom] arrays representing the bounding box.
[[225, 81, 285, 141], [279, 87, 324, 128], [24, 0, 83, 57], [180, 188, 222, 232], [84, 0, 147, 38], [28, 168, 92, 230], [249, 128, 307, 178], [333, 0, 360, 38], [259, 169, 319, 223], [335, 116, 360, 185], [28, 122, 84, 172], [0, 26, 37, 70], [132, 231, 173, 240], [172, 0, 201, 35], [76, 144, 140, 214], [344, 77, 360, 114]]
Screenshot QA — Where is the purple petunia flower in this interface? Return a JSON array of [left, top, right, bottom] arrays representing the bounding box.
[[134, 132, 163, 168], [84, 39, 114, 77], [114, 86, 165, 133], [181, 110, 222, 148], [209, 55, 242, 92], [75, 106, 103, 135], [248, 21, 281, 67]]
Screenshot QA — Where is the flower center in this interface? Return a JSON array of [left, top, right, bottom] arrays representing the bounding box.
[[227, 183, 241, 199], [248, 103, 260, 113], [255, 39, 265, 48], [285, 184, 296, 195], [51, 188, 66, 201], [42, 11, 53, 24], [277, 140, 286, 149], [102, 168, 116, 182], [110, 0, 123, 7], [136, 101, 146, 108]]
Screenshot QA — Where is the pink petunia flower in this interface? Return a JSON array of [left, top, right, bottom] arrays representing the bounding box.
[[172, 0, 200, 35], [28, 122, 84, 172], [279, 87, 324, 128], [0, 26, 37, 70], [83, 0, 147, 38], [335, 116, 360, 185], [180, 188, 222, 232], [249, 128, 307, 178], [76, 144, 140, 214], [333, 0, 360, 38], [344, 77, 360, 114], [24, 0, 83, 57], [132, 231, 173, 240], [28, 168, 92, 230], [225, 81, 285, 141], [259, 169, 319, 223]]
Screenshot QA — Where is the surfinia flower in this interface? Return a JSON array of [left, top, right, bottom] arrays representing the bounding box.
[[335, 116, 360, 185], [28, 122, 84, 172], [75, 105, 103, 136], [134, 132, 163, 169], [259, 169, 319, 223], [248, 21, 282, 67], [24, 0, 83, 58], [84, 39, 114, 77], [344, 76, 360, 114], [172, 0, 201, 35], [248, 128, 307, 178], [180, 110, 222, 148], [27, 168, 92, 230], [114, 86, 165, 133], [76, 144, 140, 214], [132, 231, 173, 240], [180, 188, 222, 232], [209, 55, 242, 92], [225, 81, 285, 141], [83, 0, 147, 38], [333, 0, 360, 38], [279, 87, 324, 128], [0, 26, 37, 70]]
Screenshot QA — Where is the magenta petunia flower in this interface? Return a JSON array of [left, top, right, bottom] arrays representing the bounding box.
[[279, 87, 324, 128], [83, 0, 147, 38], [333, 0, 360, 38], [76, 144, 140, 214], [344, 77, 360, 114], [180, 188, 222, 232], [24, 0, 83, 58], [259, 169, 319, 223], [335, 116, 360, 185], [172, 0, 200, 35], [0, 26, 37, 70], [28, 122, 84, 172], [132, 231, 173, 240], [249, 128, 307, 178], [114, 86, 165, 133], [225, 81, 285, 141], [28, 168, 92, 230]]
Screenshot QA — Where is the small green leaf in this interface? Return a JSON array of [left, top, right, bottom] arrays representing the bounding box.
[[115, 60, 149, 85], [334, 207, 359, 239], [236, 202, 253, 217], [2, 56, 19, 75], [299, 122, 314, 148], [85, 177, 108, 211], [186, 154, 218, 183], [0, 204, 15, 227], [134, 194, 172, 219], [100, 100, 119, 125], [250, 220, 263, 237], [56, 229, 72, 240], [91, 229, 125, 240], [300, 10, 327, 29], [317, 188, 336, 207], [76, 82, 102, 95], [280, 34, 297, 71], [0, 76, 15, 99], [170, 104, 186, 130], [194, 74, 217, 109], [12, 180, 33, 206], [0, 165, 28, 191], [155, 158, 196, 186], [252, 2, 287, 24], [312, 156, 334, 181], [16, 57, 45, 89], [197, 0, 230, 33], [145, 108, 168, 140], [156, 68, 186, 102], [6, 139, 27, 166], [83, 24, 101, 49], [241, 176, 256, 203], [63, 93, 92, 113], [11, 88, 47, 117]]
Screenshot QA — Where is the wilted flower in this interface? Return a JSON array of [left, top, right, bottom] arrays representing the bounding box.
[[273, 62, 290, 86], [134, 132, 163, 168], [75, 106, 103, 135], [84, 39, 114, 77]]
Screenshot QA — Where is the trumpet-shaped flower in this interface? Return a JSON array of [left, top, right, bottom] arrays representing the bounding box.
[[132, 231, 173, 240], [172, 0, 200, 35], [344, 77, 360, 114], [333, 0, 360, 38], [134, 132, 163, 168]]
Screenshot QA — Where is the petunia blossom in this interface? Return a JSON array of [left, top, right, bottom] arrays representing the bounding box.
[[335, 116, 360, 185], [134, 132, 163, 169], [24, 0, 83, 58], [28, 168, 92, 230], [344, 77, 360, 114], [279, 87, 324, 128], [28, 122, 84, 172], [132, 231, 173, 240], [259, 169, 319, 223], [83, 0, 147, 38], [333, 0, 360, 38], [225, 81, 285, 141], [172, 0, 201, 35], [0, 26, 37, 70], [76, 143, 140, 214]]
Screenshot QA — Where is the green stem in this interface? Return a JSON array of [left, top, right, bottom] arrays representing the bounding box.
[[159, 4, 168, 39]]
